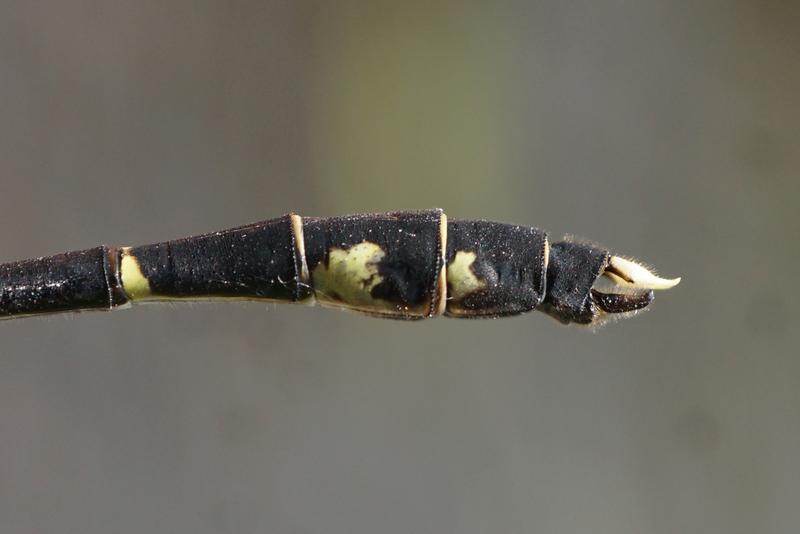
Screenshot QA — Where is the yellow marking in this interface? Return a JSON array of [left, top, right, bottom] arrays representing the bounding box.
[[120, 248, 152, 300], [447, 251, 485, 302], [312, 241, 390, 309], [434, 212, 448, 316]]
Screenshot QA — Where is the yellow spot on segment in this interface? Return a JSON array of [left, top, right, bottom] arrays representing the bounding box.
[[447, 251, 485, 301], [120, 248, 152, 300], [312, 241, 389, 308]]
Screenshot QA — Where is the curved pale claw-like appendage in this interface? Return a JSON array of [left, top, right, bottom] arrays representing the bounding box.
[[539, 242, 680, 326], [604, 256, 681, 290], [590, 256, 679, 322]]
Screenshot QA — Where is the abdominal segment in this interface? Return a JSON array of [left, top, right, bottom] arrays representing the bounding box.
[[444, 220, 548, 318]]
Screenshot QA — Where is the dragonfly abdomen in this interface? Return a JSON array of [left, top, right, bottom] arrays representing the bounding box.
[[0, 209, 679, 325]]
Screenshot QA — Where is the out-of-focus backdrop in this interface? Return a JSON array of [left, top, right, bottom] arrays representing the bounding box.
[[1, 2, 798, 533]]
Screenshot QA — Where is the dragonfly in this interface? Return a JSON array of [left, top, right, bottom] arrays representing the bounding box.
[[0, 209, 679, 326]]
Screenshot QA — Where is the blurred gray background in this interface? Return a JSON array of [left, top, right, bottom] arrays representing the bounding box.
[[1, 2, 798, 533]]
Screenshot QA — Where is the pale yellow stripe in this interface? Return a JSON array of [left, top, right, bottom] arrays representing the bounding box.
[[434, 211, 448, 316], [290, 213, 315, 305]]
